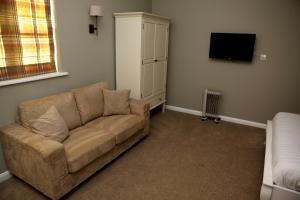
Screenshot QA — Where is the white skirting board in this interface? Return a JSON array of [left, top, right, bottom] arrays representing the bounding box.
[[165, 105, 267, 129], [0, 171, 11, 183]]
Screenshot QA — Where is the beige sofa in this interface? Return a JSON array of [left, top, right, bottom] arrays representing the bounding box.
[[1, 82, 150, 200]]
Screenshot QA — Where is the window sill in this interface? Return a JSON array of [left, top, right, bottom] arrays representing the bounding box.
[[0, 72, 69, 87]]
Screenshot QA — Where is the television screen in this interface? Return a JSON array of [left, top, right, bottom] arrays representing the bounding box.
[[209, 33, 256, 62]]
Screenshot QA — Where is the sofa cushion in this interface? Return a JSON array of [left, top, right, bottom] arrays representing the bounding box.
[[29, 106, 69, 142], [72, 82, 108, 124], [63, 127, 115, 173], [19, 92, 81, 130], [103, 89, 130, 116], [86, 115, 145, 144]]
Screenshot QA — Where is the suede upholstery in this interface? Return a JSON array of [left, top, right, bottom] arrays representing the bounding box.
[[103, 89, 130, 116], [64, 128, 115, 173], [1, 124, 68, 199], [86, 115, 145, 144], [72, 82, 108, 124], [129, 98, 150, 120], [19, 92, 81, 130], [1, 82, 150, 200], [29, 106, 69, 142]]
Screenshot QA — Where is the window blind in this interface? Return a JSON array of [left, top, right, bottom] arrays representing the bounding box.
[[0, 0, 56, 81]]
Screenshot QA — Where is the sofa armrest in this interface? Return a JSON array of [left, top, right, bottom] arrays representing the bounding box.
[[129, 98, 150, 119], [1, 123, 68, 185], [129, 99, 150, 136]]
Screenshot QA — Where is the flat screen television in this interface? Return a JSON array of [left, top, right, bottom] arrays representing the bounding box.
[[209, 33, 256, 62]]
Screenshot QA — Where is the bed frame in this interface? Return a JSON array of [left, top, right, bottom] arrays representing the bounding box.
[[260, 121, 300, 200]]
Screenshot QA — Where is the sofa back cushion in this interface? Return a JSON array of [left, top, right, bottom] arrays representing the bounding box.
[[72, 82, 108, 124], [19, 92, 81, 130]]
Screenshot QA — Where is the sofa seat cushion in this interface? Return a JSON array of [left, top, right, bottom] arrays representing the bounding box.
[[63, 127, 115, 173], [86, 115, 145, 144]]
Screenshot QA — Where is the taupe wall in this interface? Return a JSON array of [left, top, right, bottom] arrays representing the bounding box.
[[0, 0, 152, 173], [153, 0, 300, 122]]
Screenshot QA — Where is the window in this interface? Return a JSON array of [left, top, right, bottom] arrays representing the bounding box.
[[0, 0, 56, 81]]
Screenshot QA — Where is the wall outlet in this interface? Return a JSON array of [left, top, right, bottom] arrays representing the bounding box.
[[260, 54, 267, 61]]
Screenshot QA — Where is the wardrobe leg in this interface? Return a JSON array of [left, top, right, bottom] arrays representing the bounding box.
[[162, 103, 166, 113]]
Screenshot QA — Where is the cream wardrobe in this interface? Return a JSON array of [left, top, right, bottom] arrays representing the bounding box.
[[114, 12, 170, 111]]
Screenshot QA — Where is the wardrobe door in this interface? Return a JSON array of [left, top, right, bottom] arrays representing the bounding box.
[[155, 24, 168, 61], [153, 61, 166, 94], [141, 63, 154, 99], [142, 22, 155, 63]]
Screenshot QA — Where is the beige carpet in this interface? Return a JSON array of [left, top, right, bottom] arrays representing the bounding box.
[[0, 110, 265, 200]]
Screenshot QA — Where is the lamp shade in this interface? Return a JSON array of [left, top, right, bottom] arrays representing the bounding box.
[[90, 5, 103, 16]]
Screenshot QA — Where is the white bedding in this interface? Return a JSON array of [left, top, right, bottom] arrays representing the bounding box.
[[272, 112, 300, 192]]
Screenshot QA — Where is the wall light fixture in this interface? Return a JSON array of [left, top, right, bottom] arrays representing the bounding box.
[[89, 5, 103, 35]]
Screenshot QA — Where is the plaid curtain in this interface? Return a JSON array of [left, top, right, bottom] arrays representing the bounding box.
[[0, 0, 56, 81]]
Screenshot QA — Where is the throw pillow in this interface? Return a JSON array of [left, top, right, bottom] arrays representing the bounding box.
[[29, 106, 69, 142], [103, 89, 130, 116]]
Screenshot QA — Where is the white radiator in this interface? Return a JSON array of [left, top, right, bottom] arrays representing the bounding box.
[[202, 89, 222, 122]]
